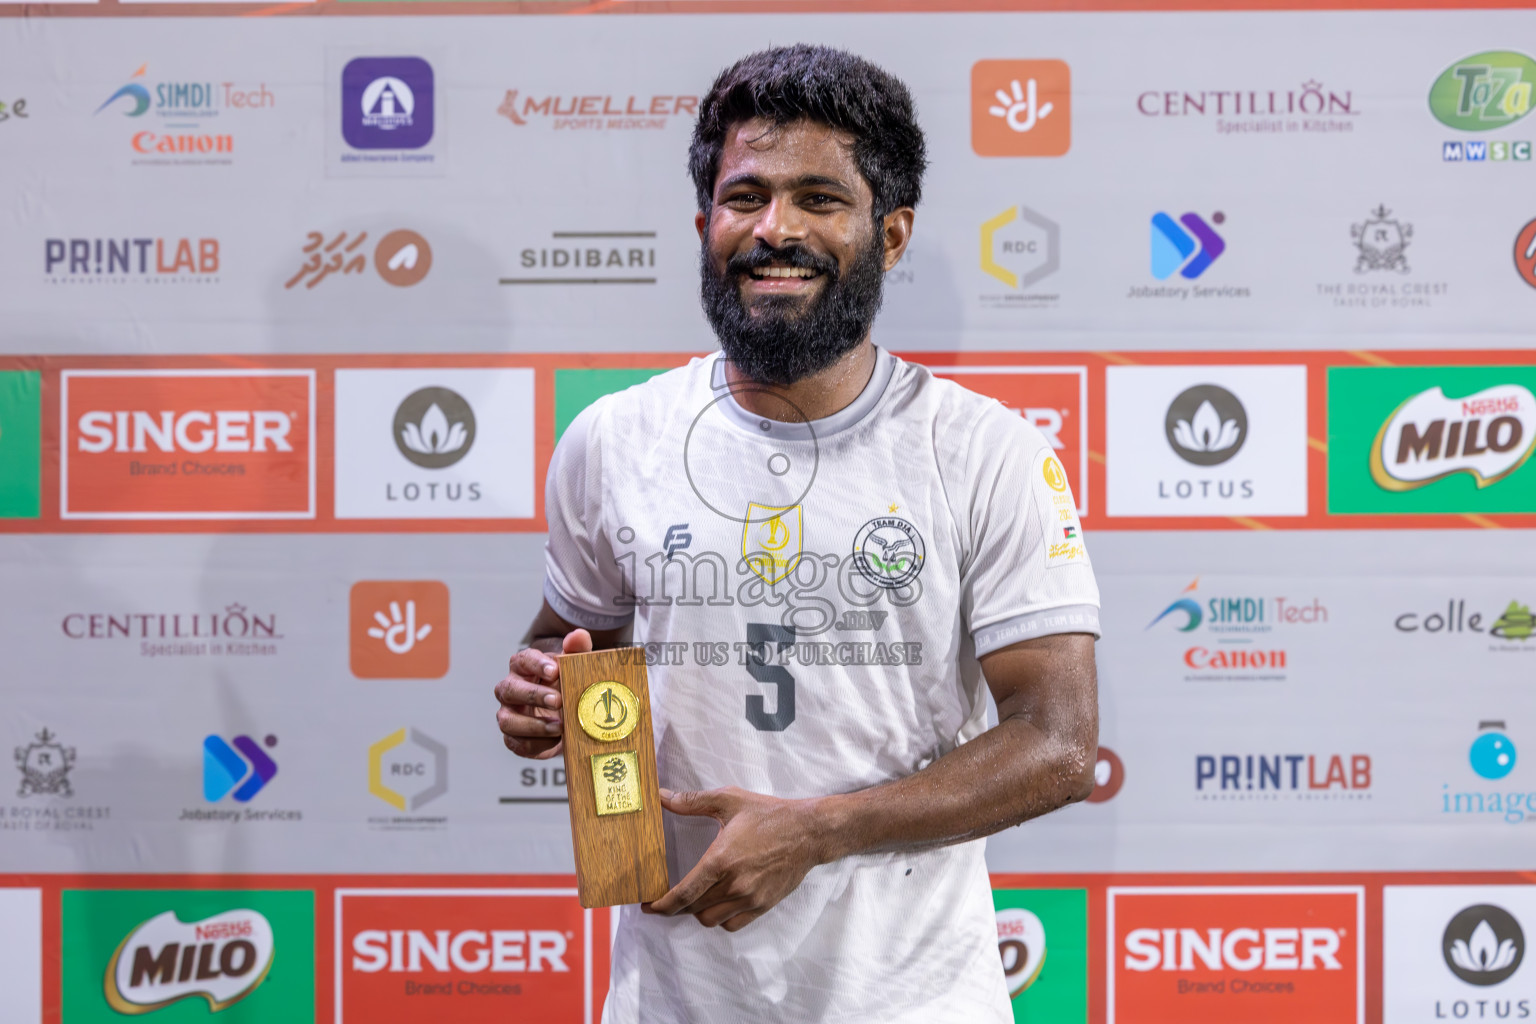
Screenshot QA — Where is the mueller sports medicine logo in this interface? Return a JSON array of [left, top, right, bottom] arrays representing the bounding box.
[[1370, 384, 1536, 491], [1109, 887, 1363, 1024], [45, 236, 219, 284], [971, 60, 1071, 157], [978, 205, 1060, 309], [496, 88, 698, 131], [336, 889, 586, 1022], [95, 63, 274, 165], [105, 908, 276, 1013], [1196, 753, 1371, 801], [1137, 79, 1357, 135], [61, 369, 315, 520]]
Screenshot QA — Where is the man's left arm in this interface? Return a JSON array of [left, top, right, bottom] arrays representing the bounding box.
[[646, 631, 1097, 931]]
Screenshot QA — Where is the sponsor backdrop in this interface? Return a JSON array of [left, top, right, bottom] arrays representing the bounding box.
[[1, 3, 1534, 1022]]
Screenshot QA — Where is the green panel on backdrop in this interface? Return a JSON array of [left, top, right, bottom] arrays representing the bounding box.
[[554, 367, 670, 442], [0, 370, 41, 518], [992, 888, 1088, 1022], [1327, 365, 1536, 514], [61, 889, 314, 1022]]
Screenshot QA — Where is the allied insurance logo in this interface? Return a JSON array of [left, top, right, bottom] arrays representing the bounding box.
[[971, 60, 1071, 157], [342, 57, 434, 151], [335, 889, 588, 1023], [1109, 886, 1364, 1024], [60, 369, 315, 520]]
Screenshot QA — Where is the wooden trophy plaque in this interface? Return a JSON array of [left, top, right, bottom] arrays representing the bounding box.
[[557, 648, 669, 909]]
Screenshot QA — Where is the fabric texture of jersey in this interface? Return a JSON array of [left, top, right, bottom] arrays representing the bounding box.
[[543, 348, 1100, 1024]]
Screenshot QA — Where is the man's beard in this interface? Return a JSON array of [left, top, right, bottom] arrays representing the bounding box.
[[699, 227, 887, 388]]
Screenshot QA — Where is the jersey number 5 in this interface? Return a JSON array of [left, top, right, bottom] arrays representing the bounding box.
[[744, 622, 796, 732]]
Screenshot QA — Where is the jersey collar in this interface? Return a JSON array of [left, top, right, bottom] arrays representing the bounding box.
[[708, 347, 896, 442]]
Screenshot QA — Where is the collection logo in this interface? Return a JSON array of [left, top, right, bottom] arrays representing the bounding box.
[[1395, 598, 1534, 651], [852, 516, 926, 590], [105, 908, 275, 1013], [337, 889, 585, 1021], [1329, 366, 1536, 514], [394, 387, 474, 468], [1165, 384, 1246, 466], [1430, 52, 1536, 132], [1109, 887, 1363, 1023], [95, 63, 273, 165], [1444, 904, 1525, 986], [1517, 218, 1536, 289], [994, 889, 1088, 1019], [60, 369, 315, 520], [1, 96, 28, 121], [1151, 211, 1225, 281], [500, 230, 658, 286], [342, 57, 434, 150], [45, 236, 220, 283], [14, 728, 74, 797], [349, 581, 450, 678], [285, 229, 432, 289], [743, 504, 803, 585], [496, 88, 698, 130], [971, 60, 1071, 157], [1197, 753, 1371, 800], [1352, 204, 1411, 274], [978, 205, 1060, 308], [369, 728, 447, 827], [203, 734, 277, 803], [1086, 746, 1125, 804], [0, 370, 42, 519], [1137, 79, 1357, 134]]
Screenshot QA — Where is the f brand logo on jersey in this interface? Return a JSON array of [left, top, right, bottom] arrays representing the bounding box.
[[743, 504, 802, 585], [663, 523, 692, 560]]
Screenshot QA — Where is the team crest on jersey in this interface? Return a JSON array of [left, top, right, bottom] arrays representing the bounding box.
[[743, 503, 802, 584], [853, 516, 926, 590]]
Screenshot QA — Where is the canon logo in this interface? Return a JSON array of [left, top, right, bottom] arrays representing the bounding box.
[[1124, 927, 1342, 972], [77, 411, 292, 454], [351, 929, 569, 974]]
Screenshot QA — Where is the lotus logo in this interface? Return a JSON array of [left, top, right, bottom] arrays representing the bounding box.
[[393, 387, 475, 469], [1165, 385, 1247, 466], [1443, 904, 1524, 986], [106, 909, 276, 1013]]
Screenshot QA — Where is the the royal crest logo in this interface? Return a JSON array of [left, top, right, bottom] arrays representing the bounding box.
[[852, 516, 926, 590], [743, 503, 802, 585], [1370, 384, 1536, 491], [105, 908, 276, 1013], [14, 728, 75, 798], [1352, 204, 1412, 274]]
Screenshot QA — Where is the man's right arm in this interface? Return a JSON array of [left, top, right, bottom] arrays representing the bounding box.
[[494, 600, 632, 760]]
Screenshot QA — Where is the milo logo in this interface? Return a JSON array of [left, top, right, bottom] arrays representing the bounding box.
[[106, 909, 275, 1013], [1370, 384, 1536, 491], [1430, 51, 1536, 131]]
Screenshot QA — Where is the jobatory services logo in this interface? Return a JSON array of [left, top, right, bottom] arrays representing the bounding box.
[[203, 733, 277, 803], [285, 229, 432, 289], [62, 603, 285, 659], [1196, 752, 1371, 801], [62, 889, 313, 1023], [1133, 210, 1252, 301], [1136, 79, 1358, 135], [1106, 366, 1308, 517], [335, 889, 587, 1022], [6, 727, 110, 832], [60, 369, 315, 520], [333, 368, 535, 519], [978, 205, 1060, 309], [349, 581, 450, 679], [0, 889, 41, 1022], [971, 60, 1070, 157], [368, 727, 448, 830], [1146, 577, 1327, 682], [45, 235, 220, 284], [1441, 721, 1533, 825], [1109, 887, 1364, 1024], [94, 62, 274, 166], [496, 87, 698, 130], [0, 370, 41, 518], [499, 230, 658, 286], [1327, 366, 1536, 514], [1431, 52, 1536, 163], [1384, 886, 1534, 1022], [1394, 598, 1534, 652], [993, 889, 1088, 1021], [1317, 205, 1449, 310], [342, 57, 433, 152]]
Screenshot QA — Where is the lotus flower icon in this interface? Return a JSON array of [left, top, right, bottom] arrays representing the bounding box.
[[1443, 903, 1525, 986], [1164, 384, 1249, 467], [1451, 919, 1521, 975], [392, 386, 476, 469], [1173, 400, 1242, 454], [402, 403, 467, 456]]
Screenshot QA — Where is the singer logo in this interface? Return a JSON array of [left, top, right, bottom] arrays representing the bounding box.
[[1109, 887, 1364, 1023], [335, 889, 590, 1023], [61, 369, 314, 520], [350, 581, 449, 678]]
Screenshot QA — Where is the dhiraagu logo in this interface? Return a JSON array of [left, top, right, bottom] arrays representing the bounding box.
[[1430, 52, 1536, 131], [993, 888, 1087, 1022], [62, 889, 313, 1022]]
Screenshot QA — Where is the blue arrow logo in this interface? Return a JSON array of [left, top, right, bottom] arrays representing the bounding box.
[[1151, 211, 1226, 280], [203, 734, 278, 802]]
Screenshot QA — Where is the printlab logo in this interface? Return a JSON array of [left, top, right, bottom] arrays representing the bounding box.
[[496, 87, 699, 130], [15, 728, 74, 797], [971, 60, 1071, 157], [45, 236, 220, 284], [1444, 904, 1525, 986], [203, 734, 277, 803], [394, 387, 474, 469], [1432, 51, 1536, 162], [349, 580, 450, 679], [1196, 753, 1372, 801], [978, 205, 1060, 309], [1165, 385, 1247, 467], [284, 229, 431, 289], [1151, 211, 1225, 280], [368, 727, 447, 826], [342, 57, 434, 150]]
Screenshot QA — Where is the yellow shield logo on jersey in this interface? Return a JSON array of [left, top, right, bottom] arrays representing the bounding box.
[[743, 503, 802, 585]]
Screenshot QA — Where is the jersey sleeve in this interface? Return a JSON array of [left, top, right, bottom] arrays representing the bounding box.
[[542, 400, 635, 631], [957, 403, 1101, 656]]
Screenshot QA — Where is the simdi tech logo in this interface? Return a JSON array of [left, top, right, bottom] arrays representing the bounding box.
[[1145, 576, 1327, 681], [993, 889, 1088, 1022], [334, 889, 587, 1023], [0, 370, 41, 518], [60, 369, 315, 520], [1384, 886, 1534, 1022], [1327, 366, 1536, 514], [1431, 52, 1536, 163], [1108, 886, 1364, 1024], [971, 60, 1070, 157], [62, 889, 313, 1023], [94, 62, 274, 166], [350, 581, 450, 679]]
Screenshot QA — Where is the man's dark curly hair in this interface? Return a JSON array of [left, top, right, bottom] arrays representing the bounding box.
[[687, 45, 928, 222]]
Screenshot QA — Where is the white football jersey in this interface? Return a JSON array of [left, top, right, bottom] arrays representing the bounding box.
[[543, 348, 1100, 1024]]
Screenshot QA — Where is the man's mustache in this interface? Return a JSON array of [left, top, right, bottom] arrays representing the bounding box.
[[725, 242, 840, 279]]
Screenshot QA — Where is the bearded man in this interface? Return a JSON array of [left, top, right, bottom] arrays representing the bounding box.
[[495, 44, 1101, 1023]]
